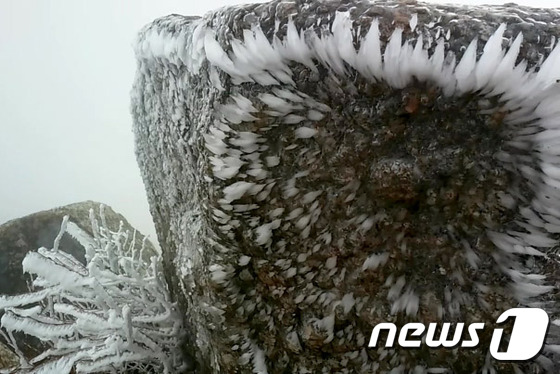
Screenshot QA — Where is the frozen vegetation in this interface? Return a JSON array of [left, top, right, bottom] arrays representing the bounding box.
[[0, 206, 186, 374]]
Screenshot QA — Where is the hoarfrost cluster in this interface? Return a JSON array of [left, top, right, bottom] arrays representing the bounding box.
[[0, 206, 186, 374]]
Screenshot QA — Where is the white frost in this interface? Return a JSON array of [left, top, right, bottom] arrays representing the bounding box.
[[295, 126, 317, 139]]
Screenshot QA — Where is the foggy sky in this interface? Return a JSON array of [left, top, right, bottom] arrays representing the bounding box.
[[0, 0, 556, 247]]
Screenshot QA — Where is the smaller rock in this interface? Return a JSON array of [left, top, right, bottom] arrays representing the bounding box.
[[0, 341, 18, 370]]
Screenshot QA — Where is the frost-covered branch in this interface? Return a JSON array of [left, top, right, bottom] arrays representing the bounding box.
[[0, 206, 187, 374]]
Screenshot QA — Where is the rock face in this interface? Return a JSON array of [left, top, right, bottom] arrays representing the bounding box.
[[131, 1, 560, 373], [0, 201, 157, 363]]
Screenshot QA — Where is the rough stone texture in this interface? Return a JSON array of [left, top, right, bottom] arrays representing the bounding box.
[[0, 201, 157, 362], [132, 1, 560, 373], [0, 341, 18, 371]]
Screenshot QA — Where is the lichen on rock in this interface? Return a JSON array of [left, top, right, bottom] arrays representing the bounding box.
[[131, 1, 560, 373]]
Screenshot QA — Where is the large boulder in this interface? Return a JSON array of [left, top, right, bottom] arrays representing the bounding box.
[[131, 1, 560, 373]]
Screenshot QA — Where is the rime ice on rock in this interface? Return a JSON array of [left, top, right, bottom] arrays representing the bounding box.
[[131, 1, 560, 373]]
